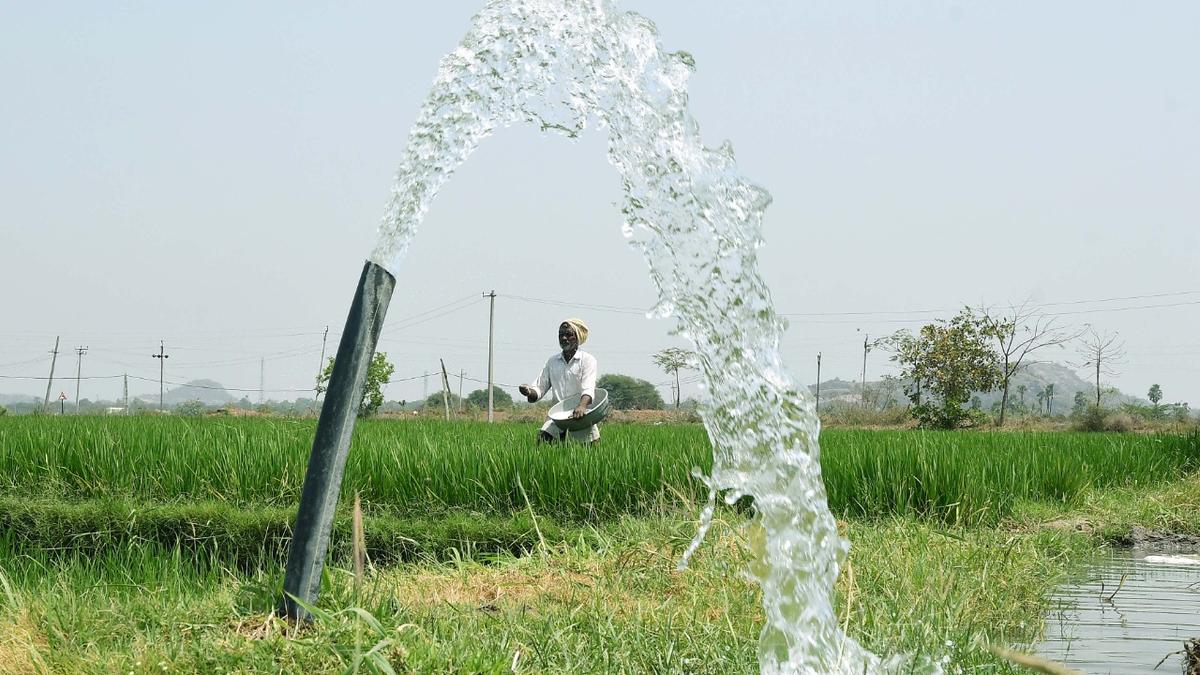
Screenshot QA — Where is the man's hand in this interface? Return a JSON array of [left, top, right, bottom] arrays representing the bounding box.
[[518, 384, 538, 403], [570, 394, 592, 419]]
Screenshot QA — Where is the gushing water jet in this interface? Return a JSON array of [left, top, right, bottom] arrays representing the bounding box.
[[279, 1, 935, 671]]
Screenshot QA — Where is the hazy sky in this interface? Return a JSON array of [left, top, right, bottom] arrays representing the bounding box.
[[2, 1, 1197, 407]]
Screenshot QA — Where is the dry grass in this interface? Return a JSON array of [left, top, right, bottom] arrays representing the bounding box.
[[0, 610, 48, 675]]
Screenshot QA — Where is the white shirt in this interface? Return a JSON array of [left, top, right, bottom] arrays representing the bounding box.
[[531, 349, 600, 441], [530, 349, 597, 403]]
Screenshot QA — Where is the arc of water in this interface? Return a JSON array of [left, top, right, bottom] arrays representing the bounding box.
[[366, 1, 929, 672]]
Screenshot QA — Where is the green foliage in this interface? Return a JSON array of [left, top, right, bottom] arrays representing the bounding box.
[[1148, 383, 1163, 406], [1073, 405, 1110, 432], [422, 392, 463, 412], [888, 308, 1002, 428], [465, 387, 513, 409], [0, 405, 7, 417], [597, 373, 665, 410], [318, 352, 395, 417], [175, 400, 207, 417], [1072, 391, 1088, 416]]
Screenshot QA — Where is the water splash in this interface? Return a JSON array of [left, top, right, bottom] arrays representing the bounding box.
[[370, 1, 933, 672]]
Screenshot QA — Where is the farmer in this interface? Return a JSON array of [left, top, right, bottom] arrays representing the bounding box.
[[518, 318, 600, 443]]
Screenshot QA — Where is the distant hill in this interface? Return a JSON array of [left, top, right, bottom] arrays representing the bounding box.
[[135, 379, 235, 406], [809, 361, 1149, 413], [0, 393, 42, 406], [977, 361, 1146, 412]]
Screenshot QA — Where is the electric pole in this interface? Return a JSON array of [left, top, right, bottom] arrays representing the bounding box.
[[312, 325, 330, 409], [73, 346, 88, 414], [260, 358, 266, 405], [123, 373, 130, 415], [423, 370, 429, 399], [439, 358, 451, 421], [152, 341, 169, 412], [815, 352, 822, 413], [458, 369, 464, 413], [483, 290, 496, 423], [859, 331, 870, 409], [42, 336, 60, 413]]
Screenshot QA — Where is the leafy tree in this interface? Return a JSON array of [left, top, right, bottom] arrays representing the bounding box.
[[1148, 383, 1163, 416], [423, 392, 463, 413], [317, 351, 395, 417], [651, 347, 695, 409], [1072, 390, 1088, 417], [1044, 384, 1055, 416], [176, 400, 207, 417], [1017, 384, 1027, 409], [597, 374, 664, 410], [466, 387, 513, 410], [888, 308, 1001, 428], [1035, 389, 1046, 415]]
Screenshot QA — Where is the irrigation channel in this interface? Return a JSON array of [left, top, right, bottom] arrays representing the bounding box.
[[1037, 551, 1200, 674]]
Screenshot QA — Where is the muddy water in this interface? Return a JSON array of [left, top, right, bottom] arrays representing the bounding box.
[[1037, 550, 1200, 674]]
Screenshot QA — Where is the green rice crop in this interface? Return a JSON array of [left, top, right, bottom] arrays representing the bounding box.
[[0, 417, 1196, 523]]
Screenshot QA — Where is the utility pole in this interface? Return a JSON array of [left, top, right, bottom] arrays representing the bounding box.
[[815, 352, 822, 413], [458, 369, 464, 413], [483, 290, 496, 422], [42, 336, 60, 413], [859, 331, 870, 409], [123, 373, 130, 415], [152, 341, 169, 412], [260, 358, 266, 405], [312, 325, 330, 409], [439, 358, 451, 421], [73, 345, 88, 414], [422, 370, 429, 399]]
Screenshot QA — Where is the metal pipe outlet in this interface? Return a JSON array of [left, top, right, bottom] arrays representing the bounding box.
[[279, 260, 395, 621]]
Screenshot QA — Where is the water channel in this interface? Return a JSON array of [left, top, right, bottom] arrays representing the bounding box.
[[1038, 550, 1199, 673]]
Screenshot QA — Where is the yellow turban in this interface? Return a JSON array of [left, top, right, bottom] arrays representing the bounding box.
[[563, 318, 589, 345]]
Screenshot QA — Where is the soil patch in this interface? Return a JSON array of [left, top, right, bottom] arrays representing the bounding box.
[[1112, 525, 1200, 552]]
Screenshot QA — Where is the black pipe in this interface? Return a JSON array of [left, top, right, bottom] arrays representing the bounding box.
[[279, 260, 395, 620]]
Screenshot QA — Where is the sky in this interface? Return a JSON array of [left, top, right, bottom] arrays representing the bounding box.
[[1, 1, 1197, 408]]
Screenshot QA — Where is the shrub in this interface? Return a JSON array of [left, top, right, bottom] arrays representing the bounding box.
[[1104, 412, 1136, 433], [1073, 405, 1108, 432], [175, 400, 207, 417]]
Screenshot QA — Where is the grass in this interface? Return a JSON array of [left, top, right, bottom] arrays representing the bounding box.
[[0, 507, 1108, 674], [1, 415, 1198, 672], [0, 417, 1196, 524]]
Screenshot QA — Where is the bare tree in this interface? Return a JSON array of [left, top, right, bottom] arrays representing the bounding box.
[[1075, 326, 1126, 407], [981, 302, 1079, 426]]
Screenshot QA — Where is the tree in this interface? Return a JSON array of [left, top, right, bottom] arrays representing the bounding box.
[[466, 387, 513, 410], [888, 308, 1001, 428], [1044, 383, 1055, 416], [1017, 384, 1027, 409], [317, 351, 395, 417], [176, 400, 207, 417], [424, 392, 463, 412], [1075, 327, 1126, 407], [1035, 389, 1046, 416], [651, 347, 695, 409], [597, 374, 664, 410], [981, 302, 1078, 426], [1072, 391, 1088, 416], [1148, 383, 1163, 411]]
